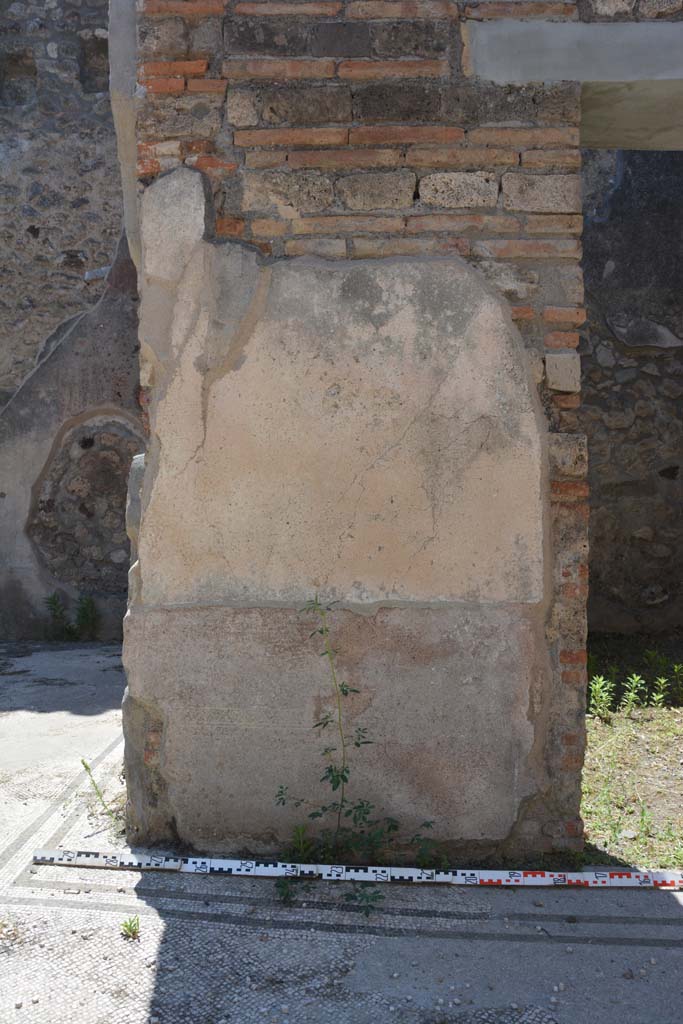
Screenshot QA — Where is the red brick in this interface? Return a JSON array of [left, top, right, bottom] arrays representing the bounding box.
[[251, 218, 288, 237], [187, 78, 228, 93], [564, 818, 584, 837], [141, 60, 208, 78], [235, 1, 341, 11], [245, 151, 287, 168], [348, 0, 458, 16], [553, 394, 581, 409], [524, 214, 583, 236], [464, 2, 577, 18], [560, 582, 589, 600], [215, 216, 246, 238], [561, 732, 580, 746], [222, 58, 336, 80], [285, 238, 347, 256], [338, 59, 449, 80], [351, 125, 464, 145], [467, 127, 579, 148], [350, 236, 470, 257], [407, 146, 519, 169], [543, 305, 586, 326], [287, 148, 400, 169], [552, 481, 589, 500], [471, 238, 581, 259], [511, 305, 535, 321], [188, 154, 238, 173], [522, 148, 581, 170], [559, 648, 587, 665], [145, 0, 225, 14], [292, 214, 405, 234], [561, 753, 584, 771], [234, 127, 349, 147], [405, 213, 520, 235], [137, 158, 161, 177], [182, 139, 215, 155], [138, 140, 183, 159], [545, 331, 579, 349], [141, 77, 186, 95], [561, 669, 586, 687]]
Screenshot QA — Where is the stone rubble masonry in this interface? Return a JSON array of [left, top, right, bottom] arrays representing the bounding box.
[[0, 0, 124, 403]]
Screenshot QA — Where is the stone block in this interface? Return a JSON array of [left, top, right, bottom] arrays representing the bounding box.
[[420, 171, 499, 208], [260, 84, 352, 124], [502, 173, 582, 214], [351, 82, 442, 122], [370, 21, 450, 57], [335, 170, 416, 210], [223, 16, 310, 55], [311, 22, 371, 56], [226, 88, 259, 126], [545, 351, 581, 393], [243, 170, 334, 213]]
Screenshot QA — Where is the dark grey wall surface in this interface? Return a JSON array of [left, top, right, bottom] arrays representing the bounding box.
[[0, 0, 122, 404], [581, 150, 683, 632]]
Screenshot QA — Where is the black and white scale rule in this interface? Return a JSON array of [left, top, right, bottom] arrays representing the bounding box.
[[32, 850, 683, 889]]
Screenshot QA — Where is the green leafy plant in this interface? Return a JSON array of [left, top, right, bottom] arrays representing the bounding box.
[[44, 593, 79, 641], [620, 673, 645, 716], [277, 596, 442, 870], [671, 663, 683, 704], [343, 883, 385, 917], [45, 592, 100, 641], [650, 676, 669, 709], [75, 595, 100, 641], [81, 757, 120, 829], [120, 915, 140, 940], [588, 674, 615, 723]]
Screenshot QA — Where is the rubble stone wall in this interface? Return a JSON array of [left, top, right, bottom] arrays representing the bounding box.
[[0, 1, 143, 639], [0, 0, 123, 404], [581, 149, 683, 633]]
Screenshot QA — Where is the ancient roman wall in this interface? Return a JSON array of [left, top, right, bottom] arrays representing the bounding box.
[[120, 0, 595, 857], [581, 149, 683, 633], [0, 1, 144, 638]]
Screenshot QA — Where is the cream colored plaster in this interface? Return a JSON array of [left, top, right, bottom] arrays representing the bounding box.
[[136, 241, 546, 608]]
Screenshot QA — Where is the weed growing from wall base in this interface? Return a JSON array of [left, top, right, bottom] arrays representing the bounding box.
[[275, 596, 442, 911], [45, 592, 100, 641], [81, 758, 121, 831]]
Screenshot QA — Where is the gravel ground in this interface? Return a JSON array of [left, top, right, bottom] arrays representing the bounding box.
[[1, 643, 683, 1024]]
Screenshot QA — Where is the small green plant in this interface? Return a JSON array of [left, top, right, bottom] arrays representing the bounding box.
[[643, 648, 669, 678], [671, 664, 683, 704], [81, 758, 120, 829], [588, 674, 615, 723], [45, 592, 100, 641], [120, 915, 140, 940], [343, 883, 385, 918], [650, 676, 669, 708], [274, 878, 296, 905], [45, 593, 79, 641], [75, 595, 100, 641], [620, 673, 645, 716], [276, 596, 443, 872]]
